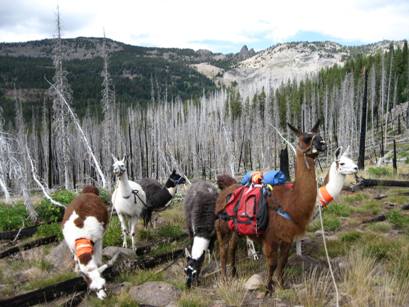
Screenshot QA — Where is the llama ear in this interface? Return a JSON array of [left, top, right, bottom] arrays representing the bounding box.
[[121, 155, 126, 162], [335, 147, 342, 160], [172, 169, 176, 175], [343, 145, 351, 157], [185, 248, 191, 258], [310, 119, 321, 133], [112, 154, 118, 163], [287, 123, 301, 136]]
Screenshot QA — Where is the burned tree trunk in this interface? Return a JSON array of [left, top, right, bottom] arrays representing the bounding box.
[[393, 139, 397, 174], [280, 146, 290, 181], [358, 68, 368, 170]]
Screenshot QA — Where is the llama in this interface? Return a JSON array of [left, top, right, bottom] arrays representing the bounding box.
[[215, 121, 326, 293], [111, 156, 147, 250], [138, 170, 187, 227], [62, 185, 110, 300], [184, 175, 237, 287], [297, 146, 358, 255]]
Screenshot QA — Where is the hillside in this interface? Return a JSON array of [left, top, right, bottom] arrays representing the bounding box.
[[0, 37, 249, 115]]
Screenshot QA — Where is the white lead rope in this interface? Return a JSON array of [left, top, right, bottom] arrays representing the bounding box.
[[318, 204, 340, 307]]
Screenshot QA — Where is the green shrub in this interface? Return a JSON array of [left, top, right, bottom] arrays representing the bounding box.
[[51, 189, 76, 204], [103, 216, 122, 246], [36, 200, 65, 223], [36, 223, 63, 240], [98, 188, 111, 205], [367, 167, 392, 178], [354, 200, 382, 215], [0, 202, 29, 231]]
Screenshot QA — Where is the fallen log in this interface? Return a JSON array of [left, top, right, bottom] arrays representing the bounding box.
[[0, 215, 63, 241], [0, 236, 59, 258], [0, 224, 44, 241], [362, 214, 386, 223], [0, 248, 184, 307], [350, 177, 409, 191]]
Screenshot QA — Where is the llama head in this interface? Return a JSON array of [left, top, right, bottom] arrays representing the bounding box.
[[335, 146, 358, 175], [81, 269, 107, 300], [165, 169, 187, 188], [112, 155, 126, 177], [184, 248, 205, 288], [288, 120, 327, 158]]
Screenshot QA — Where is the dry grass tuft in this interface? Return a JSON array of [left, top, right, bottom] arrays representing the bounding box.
[[216, 277, 247, 306], [295, 268, 332, 307], [342, 248, 409, 306]]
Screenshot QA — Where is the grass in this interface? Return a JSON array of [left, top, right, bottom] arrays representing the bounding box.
[[216, 278, 247, 306], [295, 268, 332, 307], [367, 166, 393, 178], [24, 272, 77, 290], [387, 210, 409, 230], [326, 203, 352, 217], [366, 221, 392, 232], [178, 290, 211, 307], [119, 269, 164, 285], [340, 230, 362, 242], [353, 200, 382, 215], [342, 248, 409, 306], [87, 291, 139, 307]]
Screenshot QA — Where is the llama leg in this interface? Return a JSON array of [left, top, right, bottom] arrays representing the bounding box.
[[263, 241, 278, 295], [228, 232, 239, 277], [130, 216, 138, 250], [94, 240, 103, 266], [117, 214, 128, 248], [274, 241, 291, 288], [215, 221, 229, 279]]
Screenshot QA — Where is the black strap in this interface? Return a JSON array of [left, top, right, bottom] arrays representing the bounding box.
[[123, 190, 148, 208]]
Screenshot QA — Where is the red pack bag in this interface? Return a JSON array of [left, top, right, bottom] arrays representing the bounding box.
[[223, 185, 267, 236]]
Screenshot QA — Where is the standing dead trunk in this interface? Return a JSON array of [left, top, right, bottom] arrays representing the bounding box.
[[393, 139, 397, 174], [358, 68, 368, 170], [280, 146, 290, 181]]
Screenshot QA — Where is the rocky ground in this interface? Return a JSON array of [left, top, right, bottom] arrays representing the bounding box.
[[1, 167, 409, 306]]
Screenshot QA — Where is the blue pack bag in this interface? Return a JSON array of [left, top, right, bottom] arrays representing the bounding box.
[[240, 171, 253, 185], [262, 170, 287, 186]]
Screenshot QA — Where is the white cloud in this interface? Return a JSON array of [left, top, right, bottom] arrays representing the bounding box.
[[0, 0, 408, 51]]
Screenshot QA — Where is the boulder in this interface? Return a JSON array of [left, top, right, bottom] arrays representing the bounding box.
[[45, 241, 73, 272], [128, 282, 181, 306], [103, 246, 135, 258], [244, 274, 264, 290]]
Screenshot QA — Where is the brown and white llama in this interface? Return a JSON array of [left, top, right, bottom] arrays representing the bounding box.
[[294, 146, 358, 255], [215, 121, 326, 293], [62, 185, 110, 300]]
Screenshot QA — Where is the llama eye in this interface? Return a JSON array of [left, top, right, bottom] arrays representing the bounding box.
[[340, 163, 345, 166]]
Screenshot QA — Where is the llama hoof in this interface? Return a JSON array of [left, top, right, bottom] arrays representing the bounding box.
[[122, 242, 128, 248]]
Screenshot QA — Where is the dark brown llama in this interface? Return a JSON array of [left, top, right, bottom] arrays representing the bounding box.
[[215, 121, 326, 293]]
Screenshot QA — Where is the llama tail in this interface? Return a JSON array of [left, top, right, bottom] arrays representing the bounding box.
[[216, 174, 237, 190]]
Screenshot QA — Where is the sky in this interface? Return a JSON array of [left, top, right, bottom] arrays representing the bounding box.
[[0, 0, 409, 53]]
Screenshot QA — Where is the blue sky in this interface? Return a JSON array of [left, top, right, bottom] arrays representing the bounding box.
[[0, 0, 408, 53]]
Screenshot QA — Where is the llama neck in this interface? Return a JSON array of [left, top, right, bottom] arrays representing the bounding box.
[[287, 148, 318, 225], [167, 187, 176, 197], [117, 172, 132, 194], [324, 162, 345, 198]]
